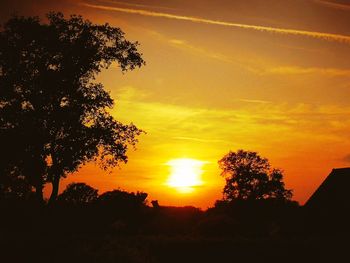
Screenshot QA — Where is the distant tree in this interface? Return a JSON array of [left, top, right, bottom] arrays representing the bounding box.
[[96, 190, 147, 225], [219, 150, 292, 201], [0, 13, 145, 204], [151, 200, 160, 208], [98, 189, 148, 208], [57, 182, 98, 205]]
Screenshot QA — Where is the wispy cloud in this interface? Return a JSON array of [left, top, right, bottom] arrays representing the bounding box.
[[238, 99, 272, 104], [312, 0, 350, 11], [130, 30, 263, 74], [168, 38, 232, 64], [81, 2, 350, 43], [173, 136, 225, 143], [96, 0, 175, 10], [164, 35, 350, 77], [265, 66, 350, 76], [343, 154, 350, 163], [113, 86, 350, 145]]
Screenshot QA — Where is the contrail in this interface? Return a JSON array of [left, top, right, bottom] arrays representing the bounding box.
[[97, 0, 176, 10], [312, 0, 350, 11], [82, 2, 350, 43]]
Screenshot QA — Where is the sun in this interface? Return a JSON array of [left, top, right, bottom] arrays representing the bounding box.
[[166, 158, 205, 193]]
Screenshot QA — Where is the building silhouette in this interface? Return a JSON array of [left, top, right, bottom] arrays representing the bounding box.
[[304, 167, 350, 234], [305, 167, 350, 210]]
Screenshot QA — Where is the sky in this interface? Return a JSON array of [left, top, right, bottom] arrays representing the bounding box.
[[1, 0, 350, 208]]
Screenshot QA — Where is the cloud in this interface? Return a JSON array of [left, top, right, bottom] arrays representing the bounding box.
[[168, 39, 186, 45], [168, 39, 236, 64], [238, 99, 272, 104], [167, 38, 263, 73], [167, 37, 350, 76], [81, 2, 350, 44], [264, 66, 350, 76], [343, 154, 350, 163], [173, 136, 225, 143], [313, 0, 350, 11], [113, 86, 350, 147], [96, 0, 175, 10]]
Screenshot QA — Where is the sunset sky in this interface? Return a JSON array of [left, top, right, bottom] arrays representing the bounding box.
[[1, 0, 350, 208]]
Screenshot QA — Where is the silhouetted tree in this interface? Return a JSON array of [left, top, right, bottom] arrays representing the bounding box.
[[0, 12, 145, 204], [0, 174, 34, 201], [57, 182, 98, 205], [98, 189, 148, 208], [97, 189, 148, 225], [151, 200, 160, 208], [219, 150, 292, 201]]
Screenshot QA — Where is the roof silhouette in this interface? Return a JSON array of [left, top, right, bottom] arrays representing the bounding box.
[[305, 167, 350, 210]]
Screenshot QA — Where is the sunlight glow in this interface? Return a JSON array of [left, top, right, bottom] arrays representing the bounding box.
[[166, 158, 205, 193]]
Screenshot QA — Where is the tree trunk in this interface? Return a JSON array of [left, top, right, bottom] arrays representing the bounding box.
[[48, 175, 60, 205], [35, 183, 44, 205]]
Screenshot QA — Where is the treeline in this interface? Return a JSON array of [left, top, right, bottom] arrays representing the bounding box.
[[0, 148, 300, 237], [0, 182, 298, 238], [0, 180, 347, 263]]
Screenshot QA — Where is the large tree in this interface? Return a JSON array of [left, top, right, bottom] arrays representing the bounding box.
[[0, 13, 144, 203], [219, 150, 292, 201]]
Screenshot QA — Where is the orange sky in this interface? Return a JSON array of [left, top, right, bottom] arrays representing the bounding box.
[[2, 0, 350, 208]]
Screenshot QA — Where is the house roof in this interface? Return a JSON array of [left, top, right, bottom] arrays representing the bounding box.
[[305, 167, 350, 210]]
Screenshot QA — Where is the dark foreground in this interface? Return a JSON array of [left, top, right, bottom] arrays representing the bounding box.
[[0, 202, 348, 263], [1, 232, 348, 263]]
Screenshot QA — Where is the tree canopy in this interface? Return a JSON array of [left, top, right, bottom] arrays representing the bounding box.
[[0, 12, 145, 203], [57, 182, 98, 205], [98, 189, 148, 208], [219, 150, 292, 201]]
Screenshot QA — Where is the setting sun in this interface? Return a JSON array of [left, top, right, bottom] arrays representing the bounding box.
[[166, 158, 205, 193]]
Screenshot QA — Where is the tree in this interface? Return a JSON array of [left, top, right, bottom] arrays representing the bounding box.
[[0, 13, 145, 204], [57, 182, 98, 205], [218, 150, 292, 201], [98, 189, 148, 208], [0, 174, 34, 201]]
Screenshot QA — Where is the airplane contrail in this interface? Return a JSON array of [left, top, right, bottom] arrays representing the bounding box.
[[97, 0, 176, 10], [312, 0, 350, 11], [82, 2, 350, 43]]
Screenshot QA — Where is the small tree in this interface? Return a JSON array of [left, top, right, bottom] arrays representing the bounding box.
[[219, 150, 292, 201], [57, 183, 98, 205], [0, 13, 145, 203], [98, 190, 148, 208]]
